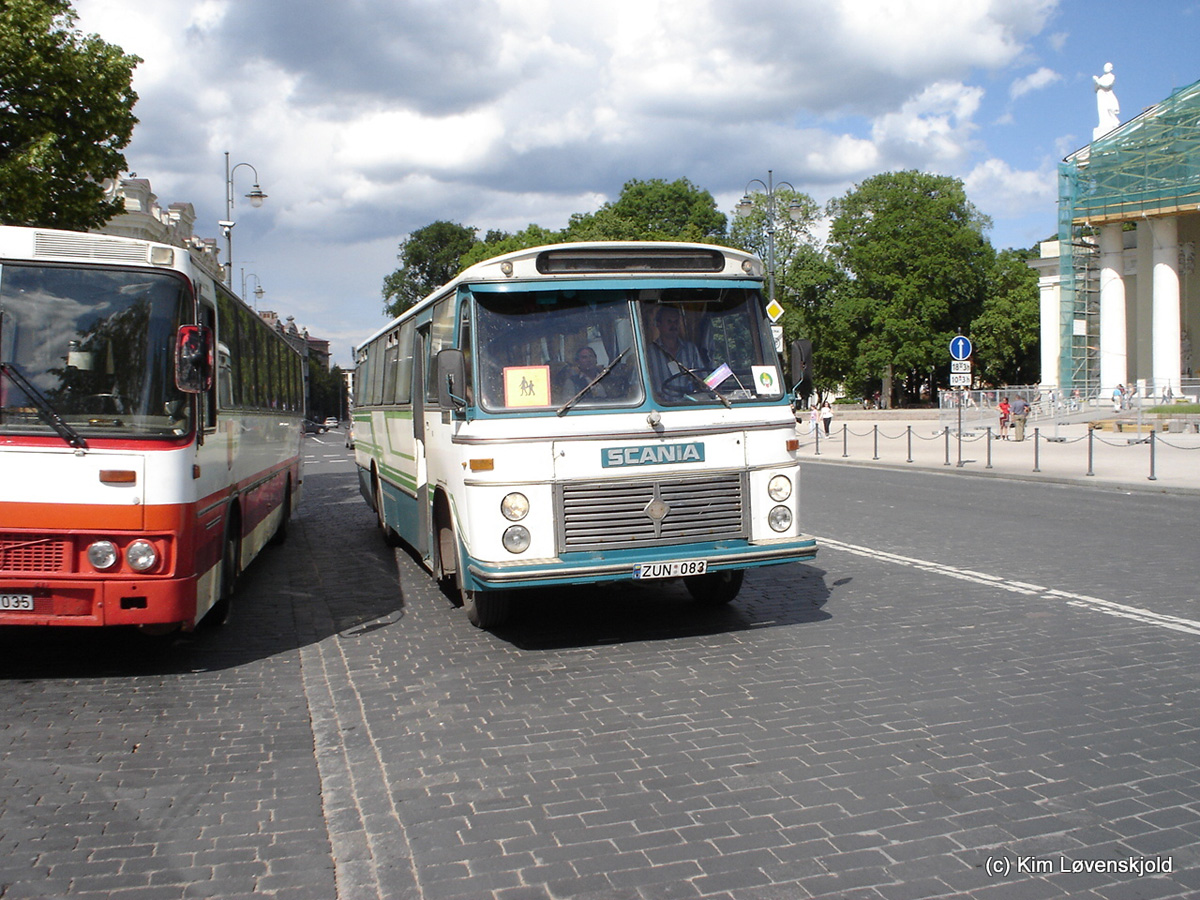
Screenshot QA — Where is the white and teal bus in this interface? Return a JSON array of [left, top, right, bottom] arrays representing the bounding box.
[[353, 242, 817, 627]]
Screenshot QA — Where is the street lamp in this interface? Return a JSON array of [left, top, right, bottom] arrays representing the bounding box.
[[241, 271, 264, 310], [222, 151, 268, 287], [734, 169, 806, 307]]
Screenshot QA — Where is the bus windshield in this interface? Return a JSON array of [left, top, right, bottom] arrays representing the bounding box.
[[473, 286, 783, 413], [0, 263, 192, 439]]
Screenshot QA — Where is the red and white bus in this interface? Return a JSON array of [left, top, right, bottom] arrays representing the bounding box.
[[0, 225, 304, 632]]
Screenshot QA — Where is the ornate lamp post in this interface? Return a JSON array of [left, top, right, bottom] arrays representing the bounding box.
[[241, 271, 265, 309], [734, 170, 806, 307], [220, 151, 267, 287]]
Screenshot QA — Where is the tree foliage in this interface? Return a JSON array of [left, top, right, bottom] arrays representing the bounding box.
[[381, 220, 476, 318], [0, 0, 140, 230], [971, 248, 1041, 386], [563, 178, 726, 242], [824, 170, 994, 405]]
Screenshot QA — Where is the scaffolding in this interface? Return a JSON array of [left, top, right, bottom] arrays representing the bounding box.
[[1056, 76, 1200, 392]]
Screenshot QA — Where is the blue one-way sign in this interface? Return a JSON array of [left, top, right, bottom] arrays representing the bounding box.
[[949, 335, 973, 361]]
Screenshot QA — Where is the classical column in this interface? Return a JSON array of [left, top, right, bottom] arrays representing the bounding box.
[[1098, 224, 1127, 392], [1151, 216, 1181, 395]]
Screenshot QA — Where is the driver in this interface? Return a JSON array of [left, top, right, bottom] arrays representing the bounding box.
[[647, 305, 703, 393]]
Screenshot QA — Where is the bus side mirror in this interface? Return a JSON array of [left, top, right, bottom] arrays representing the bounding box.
[[175, 325, 213, 393], [436, 348, 467, 410]]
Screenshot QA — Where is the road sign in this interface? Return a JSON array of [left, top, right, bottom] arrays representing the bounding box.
[[950, 360, 972, 374], [949, 335, 973, 361], [765, 299, 785, 322], [949, 373, 971, 387]]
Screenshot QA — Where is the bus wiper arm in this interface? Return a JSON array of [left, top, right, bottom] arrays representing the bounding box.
[[655, 345, 731, 408], [556, 348, 630, 417], [0, 362, 88, 449]]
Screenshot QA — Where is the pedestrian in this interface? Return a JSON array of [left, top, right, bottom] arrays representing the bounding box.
[[820, 400, 833, 436], [998, 396, 1011, 440], [1112, 384, 1124, 412], [1010, 395, 1031, 441], [808, 405, 819, 436]]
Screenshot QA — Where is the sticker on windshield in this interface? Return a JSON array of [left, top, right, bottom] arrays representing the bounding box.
[[752, 366, 781, 395], [503, 365, 551, 407]]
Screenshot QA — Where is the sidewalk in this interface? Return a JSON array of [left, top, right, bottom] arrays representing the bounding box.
[[797, 409, 1200, 494]]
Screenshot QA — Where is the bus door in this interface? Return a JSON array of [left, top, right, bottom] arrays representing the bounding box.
[[412, 320, 431, 563]]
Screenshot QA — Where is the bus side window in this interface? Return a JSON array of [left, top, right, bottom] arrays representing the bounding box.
[[201, 303, 217, 429]]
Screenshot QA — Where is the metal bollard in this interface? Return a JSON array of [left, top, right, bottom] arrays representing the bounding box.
[[814, 423, 820, 456], [985, 426, 992, 469], [873, 424, 879, 460], [1149, 430, 1157, 481], [842, 422, 848, 458], [944, 427, 951, 466], [1033, 427, 1040, 472], [1087, 426, 1094, 476], [907, 425, 913, 463]]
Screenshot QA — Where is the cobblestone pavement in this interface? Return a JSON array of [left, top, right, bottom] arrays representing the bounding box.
[[2, 438, 1200, 900]]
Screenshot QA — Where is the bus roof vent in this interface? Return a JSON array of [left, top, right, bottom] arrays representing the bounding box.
[[34, 231, 149, 263], [535, 247, 726, 274]]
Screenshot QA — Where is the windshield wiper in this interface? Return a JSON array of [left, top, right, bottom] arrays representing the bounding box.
[[653, 345, 731, 408], [556, 347, 631, 416], [0, 362, 88, 449]]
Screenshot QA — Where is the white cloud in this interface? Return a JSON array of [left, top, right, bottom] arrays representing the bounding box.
[[871, 82, 984, 167], [964, 158, 1056, 218], [1010, 67, 1062, 100]]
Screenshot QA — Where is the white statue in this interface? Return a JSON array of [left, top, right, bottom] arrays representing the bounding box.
[[1093, 62, 1120, 139]]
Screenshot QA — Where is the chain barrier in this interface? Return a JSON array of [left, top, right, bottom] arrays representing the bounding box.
[[801, 419, 1200, 485]]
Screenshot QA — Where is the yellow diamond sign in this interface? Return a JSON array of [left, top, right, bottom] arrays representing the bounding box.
[[765, 299, 784, 322]]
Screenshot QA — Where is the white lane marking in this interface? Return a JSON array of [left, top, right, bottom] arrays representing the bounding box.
[[818, 536, 1200, 638]]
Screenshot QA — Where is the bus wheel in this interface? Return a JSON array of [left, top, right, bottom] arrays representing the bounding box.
[[210, 514, 241, 625], [463, 589, 510, 629], [374, 471, 399, 547], [685, 569, 744, 605]]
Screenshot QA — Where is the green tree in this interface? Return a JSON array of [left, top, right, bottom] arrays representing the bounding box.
[[563, 177, 726, 242], [308, 362, 347, 422], [825, 170, 994, 406], [458, 223, 561, 268], [970, 248, 1041, 386], [728, 187, 819, 280], [381, 220, 476, 318], [0, 0, 140, 230]]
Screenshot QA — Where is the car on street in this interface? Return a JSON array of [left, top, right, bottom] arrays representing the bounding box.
[[324, 417, 339, 429], [304, 419, 328, 434]]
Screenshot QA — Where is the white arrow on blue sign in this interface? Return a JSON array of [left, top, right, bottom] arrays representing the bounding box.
[[949, 335, 973, 361]]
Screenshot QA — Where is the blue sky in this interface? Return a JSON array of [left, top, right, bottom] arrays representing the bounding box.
[[71, 0, 1200, 366]]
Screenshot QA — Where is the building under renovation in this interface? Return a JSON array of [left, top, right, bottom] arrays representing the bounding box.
[[1031, 75, 1200, 400]]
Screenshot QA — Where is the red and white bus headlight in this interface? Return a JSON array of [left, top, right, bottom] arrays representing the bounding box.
[[768, 505, 793, 533], [126, 540, 159, 572], [767, 474, 792, 502], [87, 540, 119, 570], [502, 525, 531, 554], [500, 492, 529, 521]]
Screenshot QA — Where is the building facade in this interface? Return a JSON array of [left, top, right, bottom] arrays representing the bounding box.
[[1031, 77, 1200, 400]]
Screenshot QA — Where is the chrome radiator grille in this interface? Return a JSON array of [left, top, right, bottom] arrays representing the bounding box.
[[557, 472, 747, 552]]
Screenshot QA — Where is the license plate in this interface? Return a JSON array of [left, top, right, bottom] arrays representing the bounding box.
[[0, 594, 34, 611], [633, 559, 707, 580]]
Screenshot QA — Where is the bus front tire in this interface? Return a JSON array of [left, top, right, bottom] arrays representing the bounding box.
[[210, 515, 241, 626], [684, 569, 744, 605], [463, 589, 510, 629]]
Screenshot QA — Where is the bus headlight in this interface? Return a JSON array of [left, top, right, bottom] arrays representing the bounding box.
[[767, 474, 792, 501], [126, 540, 159, 572], [768, 505, 793, 533], [87, 540, 119, 570], [502, 525, 531, 554], [500, 492, 529, 521]]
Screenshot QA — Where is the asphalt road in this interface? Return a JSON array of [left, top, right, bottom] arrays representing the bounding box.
[[2, 435, 1199, 900]]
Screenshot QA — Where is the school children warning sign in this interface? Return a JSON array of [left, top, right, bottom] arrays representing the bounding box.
[[503, 365, 551, 407]]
